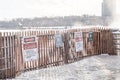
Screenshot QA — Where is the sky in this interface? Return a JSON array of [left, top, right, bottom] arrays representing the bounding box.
[[116, 0, 120, 15], [0, 0, 119, 20]]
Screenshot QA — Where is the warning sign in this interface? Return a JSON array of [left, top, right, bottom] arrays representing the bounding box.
[[22, 36, 38, 62], [55, 34, 63, 47], [88, 32, 93, 41], [74, 32, 83, 52]]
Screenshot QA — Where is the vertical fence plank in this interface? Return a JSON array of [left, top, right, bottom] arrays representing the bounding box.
[[0, 32, 5, 79], [4, 32, 7, 78]]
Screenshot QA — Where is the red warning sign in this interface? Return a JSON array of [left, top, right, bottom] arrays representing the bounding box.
[[22, 36, 38, 62]]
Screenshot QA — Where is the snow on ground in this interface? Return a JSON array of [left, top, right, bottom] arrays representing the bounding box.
[[13, 54, 120, 80]]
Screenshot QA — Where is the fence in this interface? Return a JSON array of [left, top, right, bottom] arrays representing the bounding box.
[[113, 31, 120, 55], [0, 27, 115, 79]]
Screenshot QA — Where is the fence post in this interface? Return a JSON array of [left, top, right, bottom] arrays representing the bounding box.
[[63, 33, 69, 64], [108, 30, 116, 55], [0, 32, 3, 79]]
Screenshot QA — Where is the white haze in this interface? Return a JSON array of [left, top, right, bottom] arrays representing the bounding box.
[[109, 0, 120, 30], [0, 0, 120, 30], [0, 0, 103, 20]]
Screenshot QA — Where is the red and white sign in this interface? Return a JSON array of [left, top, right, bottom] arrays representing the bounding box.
[[22, 36, 38, 62], [74, 32, 83, 52]]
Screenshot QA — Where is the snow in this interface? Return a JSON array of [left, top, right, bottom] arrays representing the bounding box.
[[14, 54, 120, 80]]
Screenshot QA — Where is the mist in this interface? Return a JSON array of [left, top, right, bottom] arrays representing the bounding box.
[[109, 0, 120, 29]]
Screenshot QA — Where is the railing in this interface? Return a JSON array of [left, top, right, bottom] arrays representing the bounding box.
[[0, 27, 115, 79], [112, 31, 120, 55]]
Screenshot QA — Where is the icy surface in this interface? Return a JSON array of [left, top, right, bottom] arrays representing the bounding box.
[[14, 54, 120, 80]]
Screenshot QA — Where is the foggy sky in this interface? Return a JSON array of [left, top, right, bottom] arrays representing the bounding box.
[[0, 0, 119, 20]]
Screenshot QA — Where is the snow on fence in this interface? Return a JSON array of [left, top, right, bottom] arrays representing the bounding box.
[[0, 27, 115, 79]]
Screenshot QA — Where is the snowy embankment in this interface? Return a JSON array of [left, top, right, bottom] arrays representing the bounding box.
[[14, 54, 120, 80]]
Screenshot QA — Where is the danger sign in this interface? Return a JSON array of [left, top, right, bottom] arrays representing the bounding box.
[[22, 36, 38, 62], [74, 32, 83, 52]]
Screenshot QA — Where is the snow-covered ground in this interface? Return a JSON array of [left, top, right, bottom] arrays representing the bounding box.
[[13, 54, 120, 80]]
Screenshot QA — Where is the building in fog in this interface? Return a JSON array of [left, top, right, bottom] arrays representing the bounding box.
[[102, 0, 116, 18]]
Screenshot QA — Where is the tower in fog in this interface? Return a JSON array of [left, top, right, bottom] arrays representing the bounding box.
[[102, 0, 116, 18]]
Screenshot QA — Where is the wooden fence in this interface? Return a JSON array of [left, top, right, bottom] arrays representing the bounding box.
[[113, 31, 120, 55], [0, 28, 115, 79]]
